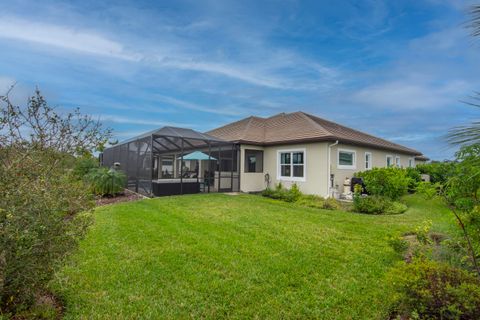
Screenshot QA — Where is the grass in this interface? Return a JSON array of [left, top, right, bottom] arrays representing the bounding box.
[[53, 194, 456, 319]]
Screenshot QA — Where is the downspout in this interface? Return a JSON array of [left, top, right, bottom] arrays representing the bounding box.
[[327, 140, 339, 198]]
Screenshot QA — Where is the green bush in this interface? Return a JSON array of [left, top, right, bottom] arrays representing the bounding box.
[[72, 155, 99, 179], [323, 197, 342, 210], [353, 195, 407, 215], [388, 235, 409, 255], [355, 167, 410, 200], [405, 167, 422, 193], [85, 167, 126, 197], [0, 149, 94, 314], [417, 162, 457, 185], [353, 195, 389, 214], [262, 184, 341, 210], [384, 201, 408, 215], [388, 259, 480, 320]]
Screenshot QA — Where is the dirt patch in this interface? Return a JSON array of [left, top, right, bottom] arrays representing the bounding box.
[[95, 189, 145, 207]]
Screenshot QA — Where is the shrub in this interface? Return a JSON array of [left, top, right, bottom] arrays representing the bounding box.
[[353, 195, 407, 215], [296, 194, 325, 208], [262, 184, 341, 210], [355, 167, 410, 200], [405, 167, 422, 193], [0, 149, 94, 314], [388, 235, 409, 255], [0, 89, 110, 315], [72, 155, 99, 179], [288, 183, 302, 202], [388, 259, 480, 320], [384, 201, 408, 215], [322, 197, 341, 210], [85, 167, 126, 197], [417, 162, 457, 185], [353, 195, 390, 214]]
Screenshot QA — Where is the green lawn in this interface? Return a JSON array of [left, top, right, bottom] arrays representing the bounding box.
[[53, 194, 455, 319]]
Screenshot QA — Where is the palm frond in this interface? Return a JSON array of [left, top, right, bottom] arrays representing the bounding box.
[[446, 91, 480, 146], [469, 5, 480, 37]]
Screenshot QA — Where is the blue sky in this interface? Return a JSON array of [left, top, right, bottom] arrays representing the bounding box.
[[0, 0, 478, 159]]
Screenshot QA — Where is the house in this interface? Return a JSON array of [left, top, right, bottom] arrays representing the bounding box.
[[101, 111, 427, 198], [207, 111, 427, 197]]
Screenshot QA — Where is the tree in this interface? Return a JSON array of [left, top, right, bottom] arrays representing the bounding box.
[[0, 87, 112, 315]]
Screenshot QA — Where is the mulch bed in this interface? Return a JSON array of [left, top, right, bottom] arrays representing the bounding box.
[[95, 189, 145, 206]]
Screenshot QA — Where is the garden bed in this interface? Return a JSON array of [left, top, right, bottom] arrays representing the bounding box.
[[95, 189, 145, 206]]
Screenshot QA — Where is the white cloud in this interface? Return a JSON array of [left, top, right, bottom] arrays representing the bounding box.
[[151, 94, 247, 116], [97, 114, 195, 128], [0, 15, 341, 91], [0, 17, 139, 61], [351, 79, 472, 110]]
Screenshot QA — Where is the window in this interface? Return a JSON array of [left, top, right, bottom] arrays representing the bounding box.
[[408, 158, 414, 168], [386, 155, 393, 167], [278, 149, 305, 181], [244, 149, 263, 173], [395, 156, 401, 167], [338, 149, 356, 169], [365, 152, 372, 170]]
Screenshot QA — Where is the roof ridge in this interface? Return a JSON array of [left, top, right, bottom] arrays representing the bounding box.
[[304, 112, 420, 154], [241, 116, 266, 141], [296, 111, 334, 137]]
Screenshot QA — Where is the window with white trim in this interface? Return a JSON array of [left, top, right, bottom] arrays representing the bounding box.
[[408, 158, 414, 168], [386, 155, 393, 167], [278, 150, 305, 180], [365, 152, 372, 170], [338, 149, 356, 169], [395, 156, 401, 167]]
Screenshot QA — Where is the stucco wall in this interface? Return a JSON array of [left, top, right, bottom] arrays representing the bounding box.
[[240, 142, 329, 196], [239, 141, 420, 197], [329, 143, 417, 191], [239, 145, 265, 192]]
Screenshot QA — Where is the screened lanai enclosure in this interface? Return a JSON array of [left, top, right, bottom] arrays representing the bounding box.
[[101, 127, 240, 197]]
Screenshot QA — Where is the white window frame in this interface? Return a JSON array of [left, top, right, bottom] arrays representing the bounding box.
[[277, 148, 306, 182], [395, 156, 401, 167], [337, 148, 356, 170], [365, 152, 372, 170], [408, 158, 414, 168], [386, 155, 393, 167]]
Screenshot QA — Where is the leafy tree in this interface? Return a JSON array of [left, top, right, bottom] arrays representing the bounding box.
[[0, 87, 112, 315], [420, 145, 480, 278]]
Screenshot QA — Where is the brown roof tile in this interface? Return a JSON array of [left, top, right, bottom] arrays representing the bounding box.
[[206, 111, 423, 155]]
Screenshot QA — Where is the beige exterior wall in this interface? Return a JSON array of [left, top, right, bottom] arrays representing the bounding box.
[[329, 143, 417, 192], [239, 144, 266, 192], [239, 142, 420, 197], [240, 142, 330, 196]]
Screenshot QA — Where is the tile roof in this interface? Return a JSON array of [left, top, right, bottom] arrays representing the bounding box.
[[206, 111, 422, 155]]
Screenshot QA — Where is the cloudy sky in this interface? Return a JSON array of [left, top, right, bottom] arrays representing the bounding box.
[[0, 0, 478, 159]]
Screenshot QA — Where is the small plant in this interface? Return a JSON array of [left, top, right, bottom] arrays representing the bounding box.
[[85, 167, 126, 197], [287, 183, 302, 202], [388, 259, 480, 320], [261, 185, 341, 210], [322, 197, 341, 210], [384, 201, 408, 215], [414, 220, 433, 245], [388, 235, 409, 255]]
